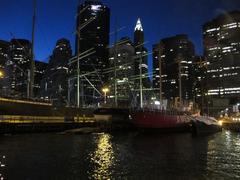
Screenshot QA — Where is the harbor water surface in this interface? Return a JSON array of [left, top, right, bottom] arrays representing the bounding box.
[[0, 131, 240, 179]]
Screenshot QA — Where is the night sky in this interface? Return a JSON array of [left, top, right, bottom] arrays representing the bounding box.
[[0, 0, 240, 68]]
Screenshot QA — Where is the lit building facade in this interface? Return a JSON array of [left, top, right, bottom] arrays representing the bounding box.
[[108, 37, 135, 106], [5, 39, 32, 98], [153, 35, 195, 103], [34, 60, 47, 98], [203, 11, 240, 105], [0, 40, 9, 95], [41, 38, 72, 106], [70, 0, 110, 106]]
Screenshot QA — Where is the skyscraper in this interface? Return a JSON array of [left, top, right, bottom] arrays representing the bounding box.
[[0, 40, 9, 95], [34, 60, 47, 98], [108, 37, 135, 107], [203, 11, 240, 108], [6, 39, 32, 98], [70, 0, 110, 107], [133, 18, 151, 107], [134, 18, 150, 89], [41, 38, 72, 106], [153, 35, 195, 105]]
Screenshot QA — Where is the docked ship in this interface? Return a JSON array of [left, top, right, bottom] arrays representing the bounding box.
[[131, 48, 192, 132], [190, 116, 222, 135], [131, 109, 191, 132]]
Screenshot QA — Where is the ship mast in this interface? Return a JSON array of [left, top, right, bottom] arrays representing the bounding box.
[[158, 43, 164, 109], [139, 48, 143, 109], [114, 19, 118, 107], [30, 0, 36, 99], [177, 54, 182, 109]]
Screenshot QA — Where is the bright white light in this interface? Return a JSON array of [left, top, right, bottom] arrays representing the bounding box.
[[135, 18, 143, 31], [91, 5, 101, 12], [154, 101, 160, 105]]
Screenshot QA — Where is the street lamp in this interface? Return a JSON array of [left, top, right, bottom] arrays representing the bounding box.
[[0, 71, 4, 78], [102, 88, 109, 104]]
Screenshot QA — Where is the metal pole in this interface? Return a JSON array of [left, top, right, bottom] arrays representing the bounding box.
[[27, 69, 30, 98], [30, 0, 36, 98], [77, 30, 80, 108], [114, 19, 118, 107], [104, 91, 107, 104], [178, 55, 182, 109], [158, 43, 164, 108], [68, 78, 70, 106], [140, 51, 143, 109]]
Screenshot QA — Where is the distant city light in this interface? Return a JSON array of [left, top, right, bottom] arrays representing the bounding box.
[[91, 5, 101, 12], [154, 101, 160, 105]]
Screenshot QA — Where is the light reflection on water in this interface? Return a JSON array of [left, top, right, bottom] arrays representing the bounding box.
[[89, 134, 115, 179], [0, 131, 239, 179], [207, 131, 240, 179], [0, 155, 6, 180]]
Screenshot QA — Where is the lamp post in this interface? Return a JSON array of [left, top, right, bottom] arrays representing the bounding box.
[[102, 88, 109, 104]]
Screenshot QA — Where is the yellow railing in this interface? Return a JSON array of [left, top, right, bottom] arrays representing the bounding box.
[[0, 115, 95, 124], [0, 97, 52, 106]]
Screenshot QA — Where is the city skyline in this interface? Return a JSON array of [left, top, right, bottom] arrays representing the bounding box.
[[0, 0, 239, 64]]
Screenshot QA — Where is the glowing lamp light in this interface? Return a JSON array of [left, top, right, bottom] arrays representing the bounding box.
[[102, 88, 109, 93], [102, 88, 109, 104], [218, 120, 223, 126], [154, 101, 160, 105], [0, 71, 4, 78]]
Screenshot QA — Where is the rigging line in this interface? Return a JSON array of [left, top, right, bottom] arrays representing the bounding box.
[[69, 48, 95, 62], [69, 50, 96, 64], [75, 5, 90, 19], [82, 75, 103, 96], [73, 16, 96, 36], [106, 38, 130, 49], [109, 26, 126, 36]]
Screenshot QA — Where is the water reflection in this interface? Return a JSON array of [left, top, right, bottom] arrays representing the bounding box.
[[0, 155, 6, 180], [89, 134, 115, 179], [0, 132, 239, 179], [207, 131, 240, 179]]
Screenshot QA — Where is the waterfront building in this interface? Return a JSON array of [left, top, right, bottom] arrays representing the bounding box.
[[152, 35, 195, 106], [203, 11, 240, 111], [108, 37, 135, 107], [41, 38, 72, 106], [70, 0, 110, 107], [5, 39, 32, 98], [34, 60, 47, 98], [0, 40, 9, 95], [192, 56, 208, 109], [134, 18, 150, 90], [133, 18, 151, 106]]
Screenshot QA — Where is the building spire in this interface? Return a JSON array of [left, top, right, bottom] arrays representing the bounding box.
[[135, 18, 143, 32]]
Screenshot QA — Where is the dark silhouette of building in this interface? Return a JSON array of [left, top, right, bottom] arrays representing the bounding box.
[[70, 0, 110, 107], [133, 18, 151, 106], [34, 60, 47, 98], [153, 35, 195, 105], [134, 18, 150, 89], [5, 39, 32, 98], [203, 11, 240, 110], [0, 40, 9, 95], [192, 56, 208, 110], [108, 37, 135, 107], [41, 38, 72, 106]]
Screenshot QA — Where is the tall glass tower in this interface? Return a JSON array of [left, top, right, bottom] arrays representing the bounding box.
[[72, 0, 110, 106]]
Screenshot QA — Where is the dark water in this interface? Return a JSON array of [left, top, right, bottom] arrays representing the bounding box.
[[0, 131, 240, 180]]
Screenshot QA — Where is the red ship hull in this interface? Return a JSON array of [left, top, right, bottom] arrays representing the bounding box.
[[131, 110, 190, 131]]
